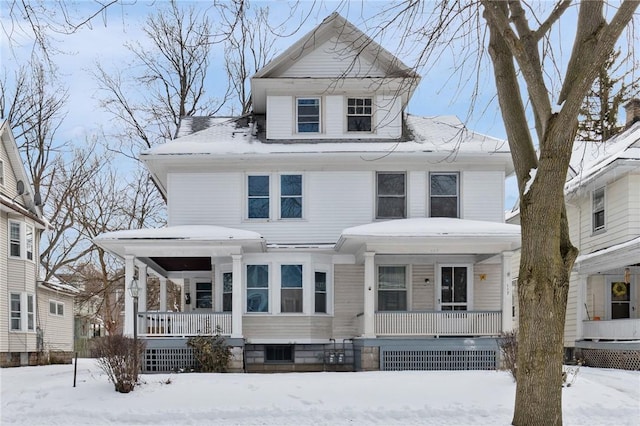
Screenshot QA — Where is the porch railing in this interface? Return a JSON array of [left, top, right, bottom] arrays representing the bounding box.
[[138, 312, 232, 337], [375, 311, 502, 336], [582, 318, 640, 341]]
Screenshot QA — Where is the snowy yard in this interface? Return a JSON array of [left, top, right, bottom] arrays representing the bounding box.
[[1, 359, 638, 425]]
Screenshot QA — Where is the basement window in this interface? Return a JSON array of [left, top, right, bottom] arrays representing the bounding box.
[[265, 345, 294, 363]]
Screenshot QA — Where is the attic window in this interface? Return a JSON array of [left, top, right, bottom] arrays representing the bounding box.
[[297, 98, 320, 133], [347, 97, 372, 132]]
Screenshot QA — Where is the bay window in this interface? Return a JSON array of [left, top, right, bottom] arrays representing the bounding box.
[[247, 265, 269, 313], [281, 265, 303, 313]]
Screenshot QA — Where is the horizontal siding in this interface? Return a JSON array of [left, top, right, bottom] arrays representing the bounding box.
[[243, 315, 332, 341], [586, 275, 606, 320], [266, 96, 292, 140], [462, 171, 504, 222], [408, 171, 426, 217], [411, 264, 434, 310], [37, 289, 75, 352], [564, 274, 579, 346], [473, 264, 501, 311], [280, 37, 385, 78], [375, 94, 402, 139], [333, 264, 363, 339], [629, 173, 640, 236]]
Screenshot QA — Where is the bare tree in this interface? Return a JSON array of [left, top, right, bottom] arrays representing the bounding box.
[[371, 1, 637, 424], [94, 0, 222, 160]]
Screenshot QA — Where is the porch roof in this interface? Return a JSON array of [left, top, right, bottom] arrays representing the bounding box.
[[335, 218, 521, 254], [93, 225, 266, 260], [574, 236, 640, 274]]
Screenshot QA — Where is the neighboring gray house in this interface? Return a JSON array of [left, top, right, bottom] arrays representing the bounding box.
[[508, 99, 640, 370], [94, 13, 520, 373], [1, 121, 76, 366]]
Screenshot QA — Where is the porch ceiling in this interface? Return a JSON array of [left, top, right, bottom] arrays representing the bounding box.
[[150, 257, 212, 272]]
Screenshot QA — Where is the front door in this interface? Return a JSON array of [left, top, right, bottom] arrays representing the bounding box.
[[439, 266, 469, 311]]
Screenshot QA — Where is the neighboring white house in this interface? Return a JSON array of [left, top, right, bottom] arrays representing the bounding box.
[[508, 99, 640, 370], [0, 121, 76, 367], [94, 13, 520, 373]]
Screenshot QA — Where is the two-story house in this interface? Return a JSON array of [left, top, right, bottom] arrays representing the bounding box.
[[94, 13, 520, 373], [1, 121, 76, 367]]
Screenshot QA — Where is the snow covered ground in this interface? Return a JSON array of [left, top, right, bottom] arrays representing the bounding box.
[[1, 359, 638, 425]]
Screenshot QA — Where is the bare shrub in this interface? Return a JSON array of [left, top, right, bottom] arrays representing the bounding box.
[[499, 330, 518, 381], [93, 335, 145, 393], [187, 327, 231, 373]]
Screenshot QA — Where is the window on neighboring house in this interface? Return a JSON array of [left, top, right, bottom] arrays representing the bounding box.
[[347, 97, 372, 131], [10, 221, 21, 257], [265, 345, 294, 363], [248, 175, 270, 219], [26, 225, 33, 261], [430, 173, 459, 218], [195, 282, 212, 309], [315, 271, 327, 314], [10, 293, 35, 331], [281, 264, 303, 313], [222, 272, 233, 312], [593, 187, 605, 232], [49, 300, 64, 316], [247, 265, 269, 312], [297, 98, 320, 133], [376, 172, 406, 219], [378, 266, 407, 311], [280, 174, 302, 219]]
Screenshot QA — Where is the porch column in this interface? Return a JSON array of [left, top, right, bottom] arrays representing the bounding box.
[[231, 254, 243, 338], [501, 251, 514, 332], [159, 277, 167, 312], [138, 264, 148, 313], [363, 252, 376, 338], [124, 255, 135, 337], [575, 273, 588, 341]]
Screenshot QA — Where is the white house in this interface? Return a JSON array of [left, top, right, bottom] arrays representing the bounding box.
[[0, 121, 76, 367], [94, 13, 520, 373]]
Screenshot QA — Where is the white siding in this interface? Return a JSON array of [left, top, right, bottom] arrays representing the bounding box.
[[375, 94, 402, 139], [408, 171, 426, 218], [473, 264, 501, 311], [280, 37, 385, 78], [0, 213, 7, 352], [266, 96, 293, 140], [37, 288, 75, 352], [462, 171, 505, 222], [411, 264, 434, 310], [243, 316, 333, 341], [564, 274, 579, 347], [333, 264, 363, 338]]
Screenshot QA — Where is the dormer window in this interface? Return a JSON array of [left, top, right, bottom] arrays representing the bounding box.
[[347, 97, 372, 132], [592, 187, 605, 232], [297, 98, 320, 133]]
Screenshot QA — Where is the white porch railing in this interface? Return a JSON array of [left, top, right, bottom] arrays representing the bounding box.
[[582, 318, 640, 340], [375, 311, 502, 336], [138, 312, 232, 337]]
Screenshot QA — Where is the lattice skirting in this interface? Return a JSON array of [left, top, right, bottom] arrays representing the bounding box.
[[381, 349, 497, 371], [143, 348, 195, 373], [580, 349, 640, 370]]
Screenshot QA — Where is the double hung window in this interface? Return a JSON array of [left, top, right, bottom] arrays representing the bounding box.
[[247, 265, 269, 313], [430, 173, 459, 218], [49, 300, 64, 316], [280, 175, 302, 219], [222, 272, 233, 312], [9, 221, 34, 260], [10, 293, 35, 331], [378, 266, 407, 311], [281, 265, 303, 313], [314, 272, 327, 314], [593, 187, 605, 232], [248, 175, 270, 219], [195, 282, 212, 309], [297, 98, 320, 133], [376, 172, 406, 219], [347, 97, 372, 132]]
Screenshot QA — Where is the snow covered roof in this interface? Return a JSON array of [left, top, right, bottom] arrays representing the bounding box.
[[574, 236, 640, 274], [336, 218, 520, 254], [142, 114, 508, 157], [39, 277, 80, 295], [95, 225, 263, 242]]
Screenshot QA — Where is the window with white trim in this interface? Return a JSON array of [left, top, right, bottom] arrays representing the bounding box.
[[378, 266, 407, 311], [26, 224, 33, 261], [195, 282, 212, 309], [10, 292, 35, 331], [592, 187, 605, 232], [376, 172, 406, 219], [222, 272, 233, 312], [247, 265, 269, 313], [9, 221, 21, 257], [281, 264, 303, 313], [49, 300, 64, 316], [280, 174, 302, 219], [347, 97, 372, 132], [314, 271, 327, 314], [248, 175, 270, 219], [297, 98, 320, 133], [430, 173, 459, 218]]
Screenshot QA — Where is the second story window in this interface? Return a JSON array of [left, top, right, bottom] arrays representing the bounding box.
[[9, 221, 21, 257], [376, 172, 406, 219], [280, 174, 302, 219], [430, 173, 459, 218], [9, 221, 35, 261], [297, 98, 320, 133], [347, 97, 372, 131], [248, 175, 270, 219], [26, 225, 33, 261], [593, 187, 605, 232]]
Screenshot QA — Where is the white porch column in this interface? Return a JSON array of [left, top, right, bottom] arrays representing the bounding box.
[[575, 273, 588, 341], [159, 277, 167, 312], [138, 264, 148, 313], [231, 254, 243, 338], [124, 255, 135, 337], [501, 251, 514, 333], [363, 252, 376, 338]]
